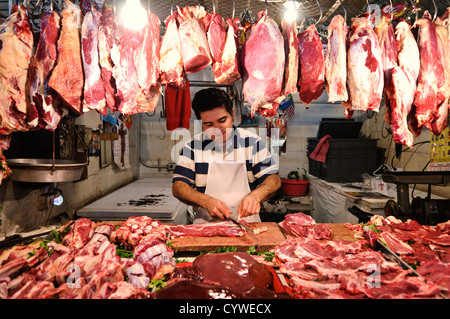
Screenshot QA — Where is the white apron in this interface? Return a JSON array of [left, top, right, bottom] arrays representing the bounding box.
[[193, 161, 261, 224]]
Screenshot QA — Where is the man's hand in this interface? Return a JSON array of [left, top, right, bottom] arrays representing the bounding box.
[[205, 197, 232, 220], [237, 193, 261, 218]]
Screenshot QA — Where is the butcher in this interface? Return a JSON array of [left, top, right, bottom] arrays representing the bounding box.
[[172, 88, 281, 224]]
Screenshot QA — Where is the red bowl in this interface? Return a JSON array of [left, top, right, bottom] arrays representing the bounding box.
[[281, 179, 310, 196]]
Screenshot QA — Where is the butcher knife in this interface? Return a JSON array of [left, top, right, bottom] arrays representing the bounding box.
[[377, 239, 447, 299], [229, 217, 255, 234]]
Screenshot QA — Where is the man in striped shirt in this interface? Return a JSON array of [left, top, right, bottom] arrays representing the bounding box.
[[172, 88, 281, 223]]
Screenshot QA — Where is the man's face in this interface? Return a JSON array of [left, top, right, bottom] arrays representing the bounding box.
[[200, 106, 234, 143]]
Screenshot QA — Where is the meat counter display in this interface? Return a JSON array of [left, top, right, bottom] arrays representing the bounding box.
[[0, 212, 449, 299]]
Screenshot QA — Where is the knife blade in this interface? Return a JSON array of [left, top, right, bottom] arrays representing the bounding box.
[[377, 239, 447, 299], [229, 217, 255, 234]]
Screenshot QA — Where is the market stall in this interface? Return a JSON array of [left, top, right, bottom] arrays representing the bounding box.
[[0, 0, 449, 303]]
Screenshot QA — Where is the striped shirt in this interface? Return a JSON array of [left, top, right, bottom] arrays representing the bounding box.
[[172, 126, 279, 193]]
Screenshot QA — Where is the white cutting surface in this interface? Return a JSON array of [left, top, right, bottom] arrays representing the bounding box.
[[77, 178, 186, 221]]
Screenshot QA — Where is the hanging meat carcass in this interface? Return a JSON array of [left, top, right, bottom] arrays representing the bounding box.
[[48, 0, 84, 114], [212, 17, 241, 85], [324, 15, 348, 104], [111, 11, 161, 115], [207, 10, 226, 64], [28, 10, 62, 131], [81, 7, 106, 116], [240, 12, 285, 117], [176, 6, 212, 74], [413, 11, 446, 130], [0, 5, 34, 135], [430, 12, 450, 136], [375, 14, 398, 125], [281, 17, 299, 96], [160, 12, 187, 89], [345, 14, 384, 115], [98, 7, 119, 111], [389, 20, 420, 148], [297, 24, 325, 106]]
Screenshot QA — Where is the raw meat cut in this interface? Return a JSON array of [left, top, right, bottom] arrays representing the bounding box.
[[207, 11, 226, 63], [379, 232, 415, 255], [48, 0, 84, 114], [111, 216, 167, 248], [346, 14, 384, 113], [281, 213, 331, 240], [166, 220, 245, 237], [0, 5, 34, 134], [81, 8, 106, 115], [374, 15, 398, 125], [28, 10, 61, 131], [430, 17, 450, 136], [176, 6, 212, 74], [160, 13, 187, 89], [111, 11, 161, 115], [281, 18, 299, 95], [154, 280, 239, 299], [212, 17, 241, 85], [191, 252, 273, 295], [240, 12, 285, 117], [389, 20, 420, 148], [324, 15, 348, 104], [413, 12, 446, 129], [98, 7, 119, 111], [297, 24, 325, 105]]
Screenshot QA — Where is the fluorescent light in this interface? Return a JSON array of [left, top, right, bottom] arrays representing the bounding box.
[[120, 0, 148, 31], [283, 0, 300, 10]]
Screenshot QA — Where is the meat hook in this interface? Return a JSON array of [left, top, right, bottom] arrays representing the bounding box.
[[431, 0, 437, 22], [314, 0, 323, 24], [407, 0, 418, 28], [232, 0, 235, 19], [339, 0, 347, 23], [170, 0, 173, 16]]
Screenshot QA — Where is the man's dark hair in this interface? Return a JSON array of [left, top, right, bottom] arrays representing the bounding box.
[[191, 88, 233, 119]]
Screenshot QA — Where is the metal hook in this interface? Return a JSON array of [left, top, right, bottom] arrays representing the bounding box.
[[315, 0, 323, 24], [431, 0, 437, 22], [212, 0, 216, 13], [265, 0, 267, 16], [339, 0, 347, 22], [388, 0, 393, 22], [232, 0, 235, 19], [170, 0, 173, 16], [408, 0, 418, 27]]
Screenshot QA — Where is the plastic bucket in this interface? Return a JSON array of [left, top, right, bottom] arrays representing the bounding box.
[[281, 179, 310, 196]]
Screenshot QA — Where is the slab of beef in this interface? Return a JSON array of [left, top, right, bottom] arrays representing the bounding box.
[[240, 12, 285, 117], [389, 20, 420, 148], [111, 216, 168, 248], [48, 0, 84, 114], [81, 8, 106, 115], [212, 17, 241, 85], [280, 213, 332, 240], [413, 12, 446, 129], [160, 13, 187, 89], [430, 17, 450, 135], [281, 18, 299, 95], [374, 15, 398, 125], [28, 10, 61, 130], [176, 6, 212, 74], [166, 220, 245, 237], [0, 5, 34, 134], [324, 15, 348, 104], [297, 24, 325, 105], [207, 11, 226, 64], [345, 15, 384, 114], [98, 7, 119, 111], [111, 11, 161, 115]]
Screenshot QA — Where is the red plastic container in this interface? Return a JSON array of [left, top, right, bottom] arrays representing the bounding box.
[[281, 179, 310, 196]]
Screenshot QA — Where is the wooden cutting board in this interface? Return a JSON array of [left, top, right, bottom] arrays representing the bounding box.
[[170, 222, 287, 252]]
